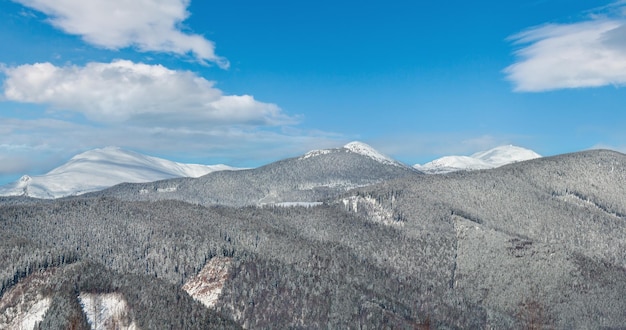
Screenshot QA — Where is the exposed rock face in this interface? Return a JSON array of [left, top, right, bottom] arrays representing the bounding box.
[[182, 257, 232, 309], [0, 269, 55, 330]]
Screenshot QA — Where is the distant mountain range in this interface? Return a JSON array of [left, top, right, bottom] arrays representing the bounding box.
[[87, 141, 418, 207], [0, 148, 626, 329], [414, 145, 541, 174], [2, 148, 626, 329], [0, 147, 239, 199], [0, 143, 542, 199]]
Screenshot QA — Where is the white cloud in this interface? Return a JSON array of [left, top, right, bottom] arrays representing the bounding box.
[[12, 0, 228, 67], [0, 60, 342, 181], [2, 60, 294, 126], [505, 3, 626, 92]]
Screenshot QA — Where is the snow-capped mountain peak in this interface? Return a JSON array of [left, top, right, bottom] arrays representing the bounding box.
[[299, 141, 405, 167], [415, 145, 541, 174], [343, 141, 403, 167], [0, 147, 239, 199], [425, 156, 491, 169], [471, 145, 541, 167]]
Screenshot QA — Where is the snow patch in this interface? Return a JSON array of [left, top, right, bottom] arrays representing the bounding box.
[[182, 257, 232, 309], [299, 149, 334, 160], [157, 187, 177, 193], [78, 292, 137, 330]]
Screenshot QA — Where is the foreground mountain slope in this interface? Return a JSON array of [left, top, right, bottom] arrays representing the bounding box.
[[1, 149, 625, 328], [0, 147, 238, 199], [342, 149, 626, 328], [415, 145, 541, 174], [90, 141, 419, 206]]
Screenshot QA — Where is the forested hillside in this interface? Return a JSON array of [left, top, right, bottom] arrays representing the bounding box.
[[1, 149, 625, 329]]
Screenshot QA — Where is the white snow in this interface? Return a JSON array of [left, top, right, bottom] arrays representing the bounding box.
[[415, 145, 541, 174], [415, 156, 493, 174], [0, 147, 240, 199], [343, 141, 403, 166], [299, 149, 333, 160], [299, 141, 405, 167], [78, 292, 137, 330], [471, 145, 541, 167], [157, 187, 178, 193]]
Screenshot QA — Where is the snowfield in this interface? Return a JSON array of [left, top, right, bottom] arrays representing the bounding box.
[[415, 145, 541, 174], [0, 147, 239, 199]]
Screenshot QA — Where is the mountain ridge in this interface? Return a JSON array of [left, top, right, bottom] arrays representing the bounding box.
[[88, 141, 419, 206], [2, 149, 626, 328], [415, 145, 541, 174], [0, 147, 239, 199]]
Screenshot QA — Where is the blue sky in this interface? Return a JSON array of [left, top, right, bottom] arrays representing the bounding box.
[[1, 0, 626, 185]]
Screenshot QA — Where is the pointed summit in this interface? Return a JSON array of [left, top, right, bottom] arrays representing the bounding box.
[[342, 141, 405, 167]]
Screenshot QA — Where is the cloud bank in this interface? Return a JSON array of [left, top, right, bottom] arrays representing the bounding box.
[[12, 0, 228, 67], [2, 60, 293, 126], [505, 3, 626, 92]]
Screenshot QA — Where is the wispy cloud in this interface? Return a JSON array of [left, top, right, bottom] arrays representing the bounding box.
[[2, 60, 294, 127], [505, 2, 626, 92], [0, 116, 344, 177], [11, 0, 228, 67]]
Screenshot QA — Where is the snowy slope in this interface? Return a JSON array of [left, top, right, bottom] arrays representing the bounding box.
[[471, 145, 542, 167], [343, 141, 404, 166], [415, 145, 541, 174], [0, 147, 239, 199]]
